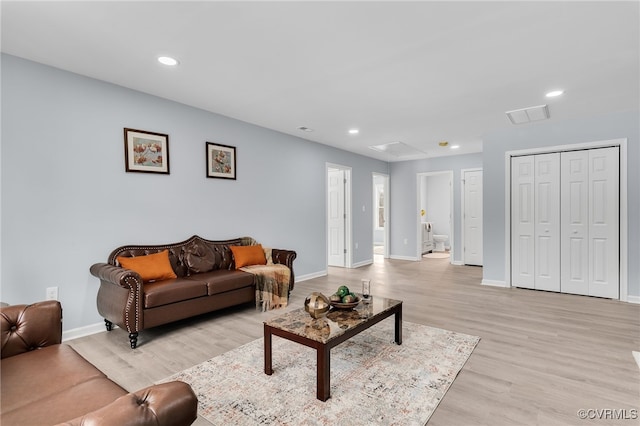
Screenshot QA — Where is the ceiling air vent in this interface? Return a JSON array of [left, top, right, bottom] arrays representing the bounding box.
[[368, 141, 427, 159], [505, 104, 550, 124]]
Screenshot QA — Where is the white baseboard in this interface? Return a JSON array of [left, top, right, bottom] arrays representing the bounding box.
[[481, 279, 509, 288], [352, 259, 373, 268], [296, 270, 327, 282], [62, 321, 109, 342], [390, 255, 419, 261], [627, 295, 640, 304], [451, 260, 464, 266]]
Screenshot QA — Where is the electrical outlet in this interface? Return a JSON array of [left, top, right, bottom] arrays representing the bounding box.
[[46, 287, 58, 301], [404, 238, 408, 245], [355, 242, 359, 249]]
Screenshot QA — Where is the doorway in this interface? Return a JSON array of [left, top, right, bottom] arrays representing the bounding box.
[[462, 168, 483, 266], [327, 164, 352, 268], [417, 171, 453, 262], [373, 173, 389, 259]]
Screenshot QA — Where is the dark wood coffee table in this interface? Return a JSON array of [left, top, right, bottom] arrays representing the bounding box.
[[264, 296, 402, 401]]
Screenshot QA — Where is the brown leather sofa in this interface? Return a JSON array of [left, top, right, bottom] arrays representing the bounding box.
[[0, 301, 198, 426], [90, 235, 297, 348]]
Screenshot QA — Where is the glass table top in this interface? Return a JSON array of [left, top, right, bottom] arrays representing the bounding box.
[[264, 296, 402, 344]]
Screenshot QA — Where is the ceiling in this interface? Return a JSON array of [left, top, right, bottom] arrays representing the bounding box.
[[2, 1, 638, 162]]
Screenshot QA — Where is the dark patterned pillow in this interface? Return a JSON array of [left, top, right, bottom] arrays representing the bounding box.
[[184, 241, 219, 274]]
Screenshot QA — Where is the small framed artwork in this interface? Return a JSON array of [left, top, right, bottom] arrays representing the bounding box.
[[124, 128, 170, 174], [206, 142, 236, 180]]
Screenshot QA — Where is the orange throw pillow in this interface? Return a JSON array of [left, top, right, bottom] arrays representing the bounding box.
[[117, 250, 177, 282], [230, 244, 267, 269]]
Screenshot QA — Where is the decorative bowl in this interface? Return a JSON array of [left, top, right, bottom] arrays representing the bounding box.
[[329, 297, 360, 310], [304, 292, 331, 319]]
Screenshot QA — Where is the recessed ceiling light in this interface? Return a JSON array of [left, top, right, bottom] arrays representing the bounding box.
[[348, 129, 359, 135], [158, 56, 179, 66], [450, 145, 460, 149], [545, 90, 564, 97], [438, 141, 448, 147]]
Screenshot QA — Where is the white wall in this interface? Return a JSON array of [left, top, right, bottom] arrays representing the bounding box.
[[0, 54, 389, 330], [482, 109, 640, 297]]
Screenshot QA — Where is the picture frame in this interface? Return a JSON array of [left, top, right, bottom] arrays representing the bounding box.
[[124, 128, 170, 174], [206, 142, 236, 180]]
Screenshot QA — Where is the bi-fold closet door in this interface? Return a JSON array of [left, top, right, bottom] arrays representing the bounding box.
[[511, 147, 619, 298]]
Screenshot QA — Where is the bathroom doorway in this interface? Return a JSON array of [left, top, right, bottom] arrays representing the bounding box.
[[372, 173, 389, 260], [417, 171, 453, 263]]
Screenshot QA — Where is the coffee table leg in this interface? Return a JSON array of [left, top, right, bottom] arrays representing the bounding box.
[[317, 345, 331, 401], [264, 324, 273, 375], [395, 306, 403, 345]]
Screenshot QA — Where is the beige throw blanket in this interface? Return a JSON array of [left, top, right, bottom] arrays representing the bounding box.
[[240, 264, 291, 311]]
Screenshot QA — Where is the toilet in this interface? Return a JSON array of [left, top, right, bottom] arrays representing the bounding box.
[[433, 234, 448, 252]]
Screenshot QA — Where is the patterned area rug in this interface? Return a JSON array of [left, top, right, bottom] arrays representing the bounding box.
[[161, 320, 479, 426]]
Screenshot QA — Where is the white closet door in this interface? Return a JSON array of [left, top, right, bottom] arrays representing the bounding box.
[[534, 153, 560, 292], [588, 147, 619, 298], [463, 170, 483, 266], [511, 156, 535, 289], [561, 150, 589, 295], [327, 169, 345, 267]]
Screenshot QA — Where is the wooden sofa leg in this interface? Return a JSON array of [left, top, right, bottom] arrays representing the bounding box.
[[104, 319, 113, 331], [129, 332, 138, 349]]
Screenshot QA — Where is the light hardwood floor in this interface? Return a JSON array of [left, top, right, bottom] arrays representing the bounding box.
[[68, 256, 640, 425]]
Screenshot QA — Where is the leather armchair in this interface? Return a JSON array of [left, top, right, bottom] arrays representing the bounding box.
[[0, 301, 198, 426]]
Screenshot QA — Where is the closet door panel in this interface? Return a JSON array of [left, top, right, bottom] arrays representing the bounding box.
[[534, 153, 560, 292], [511, 156, 535, 289], [560, 151, 589, 295], [589, 147, 619, 298]]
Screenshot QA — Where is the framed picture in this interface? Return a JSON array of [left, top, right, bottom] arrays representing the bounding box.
[[206, 142, 236, 179], [124, 128, 170, 174]]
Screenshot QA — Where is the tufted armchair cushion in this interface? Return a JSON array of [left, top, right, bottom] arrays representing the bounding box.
[[1, 300, 62, 359]]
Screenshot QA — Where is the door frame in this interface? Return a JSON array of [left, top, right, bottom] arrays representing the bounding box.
[[416, 170, 454, 263], [503, 138, 628, 301], [461, 168, 483, 265], [326, 163, 352, 268], [372, 172, 390, 259]]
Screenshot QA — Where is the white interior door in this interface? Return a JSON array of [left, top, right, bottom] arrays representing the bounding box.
[[328, 168, 345, 267], [511, 156, 535, 289], [463, 169, 483, 266], [588, 147, 619, 298], [534, 153, 560, 292], [560, 150, 589, 295]]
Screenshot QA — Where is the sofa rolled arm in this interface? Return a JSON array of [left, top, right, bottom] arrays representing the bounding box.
[[1, 300, 62, 359], [90, 263, 143, 338], [272, 249, 297, 290], [57, 381, 198, 426], [90, 263, 143, 288]]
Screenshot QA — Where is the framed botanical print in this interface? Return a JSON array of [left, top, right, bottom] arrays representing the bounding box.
[[124, 128, 170, 174], [206, 142, 236, 180]]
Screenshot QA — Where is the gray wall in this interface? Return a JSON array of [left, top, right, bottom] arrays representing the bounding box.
[[482, 109, 640, 296], [0, 54, 389, 331], [389, 153, 483, 263]]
